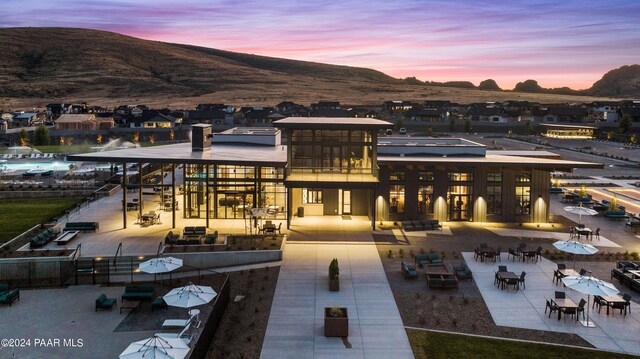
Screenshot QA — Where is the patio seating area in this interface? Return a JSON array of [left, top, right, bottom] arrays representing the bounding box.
[[462, 252, 640, 355]]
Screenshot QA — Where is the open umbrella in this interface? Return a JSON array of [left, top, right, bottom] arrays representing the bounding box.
[[553, 240, 598, 269], [163, 283, 217, 308], [139, 257, 183, 294], [563, 203, 597, 226], [120, 335, 190, 359], [562, 273, 619, 328]]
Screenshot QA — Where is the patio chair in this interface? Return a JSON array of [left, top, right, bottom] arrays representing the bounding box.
[[525, 250, 537, 262], [555, 291, 565, 299], [545, 299, 558, 318], [276, 223, 282, 234], [577, 224, 585, 229], [480, 243, 488, 249], [518, 271, 526, 290], [498, 265, 507, 272], [593, 228, 600, 241], [495, 247, 502, 262], [622, 293, 631, 313], [569, 227, 575, 239], [610, 300, 627, 316], [483, 251, 496, 262], [535, 247, 543, 262], [576, 299, 586, 321], [592, 295, 605, 313], [507, 248, 520, 262], [494, 272, 503, 286], [557, 263, 566, 270], [561, 307, 577, 322], [505, 277, 519, 291], [474, 248, 481, 261], [95, 293, 116, 312], [579, 268, 587, 276]]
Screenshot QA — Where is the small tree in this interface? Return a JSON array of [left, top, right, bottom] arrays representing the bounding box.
[[464, 118, 472, 133], [629, 133, 637, 145], [578, 184, 588, 198], [34, 124, 50, 146], [523, 121, 533, 135], [608, 196, 619, 211], [329, 258, 340, 280], [619, 114, 632, 134], [19, 129, 29, 146]]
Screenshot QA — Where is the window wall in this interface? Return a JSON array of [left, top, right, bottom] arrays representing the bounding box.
[[487, 171, 502, 215], [418, 185, 433, 215], [390, 185, 405, 214], [515, 172, 531, 215], [290, 129, 373, 174]]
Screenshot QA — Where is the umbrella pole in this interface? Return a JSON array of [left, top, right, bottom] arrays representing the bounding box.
[[581, 294, 596, 328]]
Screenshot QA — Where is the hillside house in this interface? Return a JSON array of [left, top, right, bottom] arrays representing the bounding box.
[[405, 107, 447, 122], [55, 114, 114, 131], [12, 112, 38, 127]]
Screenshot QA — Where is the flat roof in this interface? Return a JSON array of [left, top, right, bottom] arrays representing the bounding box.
[[273, 117, 392, 129], [377, 153, 603, 170], [487, 150, 563, 159], [540, 123, 598, 130], [67, 142, 287, 166]]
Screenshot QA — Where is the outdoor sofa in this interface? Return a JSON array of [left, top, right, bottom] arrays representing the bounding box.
[[29, 226, 61, 248], [426, 274, 458, 290], [414, 253, 442, 268], [453, 264, 473, 280], [122, 285, 155, 301], [0, 289, 20, 306], [63, 222, 99, 232], [605, 210, 628, 220]]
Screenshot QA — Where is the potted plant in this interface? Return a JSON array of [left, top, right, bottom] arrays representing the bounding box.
[[329, 258, 339, 291], [324, 306, 348, 337]]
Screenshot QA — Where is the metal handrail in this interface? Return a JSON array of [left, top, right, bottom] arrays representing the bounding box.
[[72, 243, 81, 261], [113, 242, 123, 268]]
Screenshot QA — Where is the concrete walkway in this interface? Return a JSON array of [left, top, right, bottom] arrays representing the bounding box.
[[261, 222, 414, 359], [463, 252, 640, 355]]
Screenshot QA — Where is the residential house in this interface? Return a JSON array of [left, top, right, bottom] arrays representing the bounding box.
[[617, 106, 640, 122], [311, 101, 340, 111], [131, 111, 181, 128], [466, 103, 507, 123], [542, 106, 589, 123], [405, 107, 447, 122], [383, 101, 419, 111], [12, 112, 38, 127], [275, 101, 308, 117], [187, 110, 233, 125], [55, 114, 114, 131]]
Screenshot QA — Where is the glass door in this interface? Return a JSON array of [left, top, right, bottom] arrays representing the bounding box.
[[342, 190, 351, 215], [449, 194, 471, 221]]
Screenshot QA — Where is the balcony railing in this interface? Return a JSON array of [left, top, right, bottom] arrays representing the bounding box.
[[285, 166, 379, 183]]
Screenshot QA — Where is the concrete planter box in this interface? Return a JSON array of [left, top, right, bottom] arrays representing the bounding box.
[[324, 307, 348, 337], [329, 277, 339, 291]]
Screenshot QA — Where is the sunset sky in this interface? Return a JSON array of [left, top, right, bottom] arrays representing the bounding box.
[[2, 0, 639, 89]]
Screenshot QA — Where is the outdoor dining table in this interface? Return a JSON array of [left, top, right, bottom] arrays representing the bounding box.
[[574, 227, 592, 240], [556, 268, 580, 284], [627, 270, 640, 279], [519, 249, 537, 262], [141, 212, 160, 225], [600, 295, 627, 315], [552, 298, 578, 320], [478, 247, 495, 262], [497, 271, 518, 290]]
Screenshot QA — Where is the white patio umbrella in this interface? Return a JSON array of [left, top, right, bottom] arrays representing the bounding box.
[[163, 283, 217, 308], [562, 273, 619, 328], [563, 203, 597, 226], [553, 240, 599, 269], [139, 257, 183, 294], [120, 335, 190, 359]]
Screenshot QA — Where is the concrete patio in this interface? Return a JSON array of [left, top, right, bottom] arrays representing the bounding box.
[[261, 217, 414, 359], [463, 252, 640, 355]]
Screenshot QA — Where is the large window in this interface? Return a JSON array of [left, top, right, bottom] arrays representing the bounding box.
[[487, 185, 502, 215], [302, 188, 323, 204], [419, 171, 434, 182], [390, 170, 405, 181], [448, 172, 473, 181], [515, 186, 530, 215], [290, 129, 373, 174], [418, 185, 433, 214], [487, 172, 503, 182], [390, 185, 405, 214]]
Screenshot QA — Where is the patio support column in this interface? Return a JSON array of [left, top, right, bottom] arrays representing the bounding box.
[[138, 162, 143, 219], [205, 164, 210, 228], [172, 164, 176, 228], [286, 187, 292, 229], [161, 163, 164, 211], [122, 161, 127, 229], [370, 189, 376, 230]]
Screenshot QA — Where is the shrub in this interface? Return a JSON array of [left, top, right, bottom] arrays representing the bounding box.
[[399, 248, 404, 258], [329, 258, 340, 279]]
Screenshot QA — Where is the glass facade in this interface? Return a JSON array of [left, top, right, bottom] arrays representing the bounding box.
[[182, 164, 286, 220], [515, 172, 531, 215], [418, 185, 433, 214]]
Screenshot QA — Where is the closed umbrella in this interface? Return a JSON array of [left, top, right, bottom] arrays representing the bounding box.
[[120, 335, 190, 359], [139, 257, 183, 294], [163, 283, 217, 308], [563, 203, 597, 226], [553, 240, 598, 269], [562, 273, 619, 328]]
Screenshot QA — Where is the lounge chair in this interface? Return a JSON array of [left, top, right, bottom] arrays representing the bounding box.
[[95, 293, 117, 311], [401, 261, 418, 278], [155, 323, 193, 344], [0, 289, 19, 306]]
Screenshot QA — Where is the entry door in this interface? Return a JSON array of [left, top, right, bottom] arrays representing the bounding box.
[[449, 195, 470, 221], [342, 190, 352, 215]]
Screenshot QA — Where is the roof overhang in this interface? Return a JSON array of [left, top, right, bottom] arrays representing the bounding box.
[[273, 117, 392, 130]]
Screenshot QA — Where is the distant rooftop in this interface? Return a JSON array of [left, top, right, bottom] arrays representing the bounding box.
[[378, 137, 486, 157], [273, 117, 392, 129], [213, 127, 281, 147]]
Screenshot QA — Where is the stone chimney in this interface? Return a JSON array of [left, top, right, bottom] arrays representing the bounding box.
[[191, 124, 212, 152]]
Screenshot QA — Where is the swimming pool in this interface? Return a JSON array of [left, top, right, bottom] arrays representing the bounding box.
[[0, 161, 111, 172]]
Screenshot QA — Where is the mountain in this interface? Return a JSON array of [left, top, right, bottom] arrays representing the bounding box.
[[0, 27, 398, 100], [0, 27, 629, 107], [477, 79, 501, 91], [587, 65, 640, 98]]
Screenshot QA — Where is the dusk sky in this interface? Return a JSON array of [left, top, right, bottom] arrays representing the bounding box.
[[3, 0, 639, 89]]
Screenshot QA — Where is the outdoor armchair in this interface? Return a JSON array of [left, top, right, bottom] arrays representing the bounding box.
[[95, 293, 116, 311], [545, 299, 558, 318]]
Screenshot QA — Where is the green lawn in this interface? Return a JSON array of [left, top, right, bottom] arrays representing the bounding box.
[[0, 198, 82, 243], [31, 144, 95, 154], [408, 329, 633, 359]]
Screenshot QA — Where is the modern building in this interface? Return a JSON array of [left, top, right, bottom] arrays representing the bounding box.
[[540, 123, 597, 139], [68, 117, 601, 229]]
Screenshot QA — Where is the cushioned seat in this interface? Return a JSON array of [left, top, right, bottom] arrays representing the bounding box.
[[95, 293, 116, 311]]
